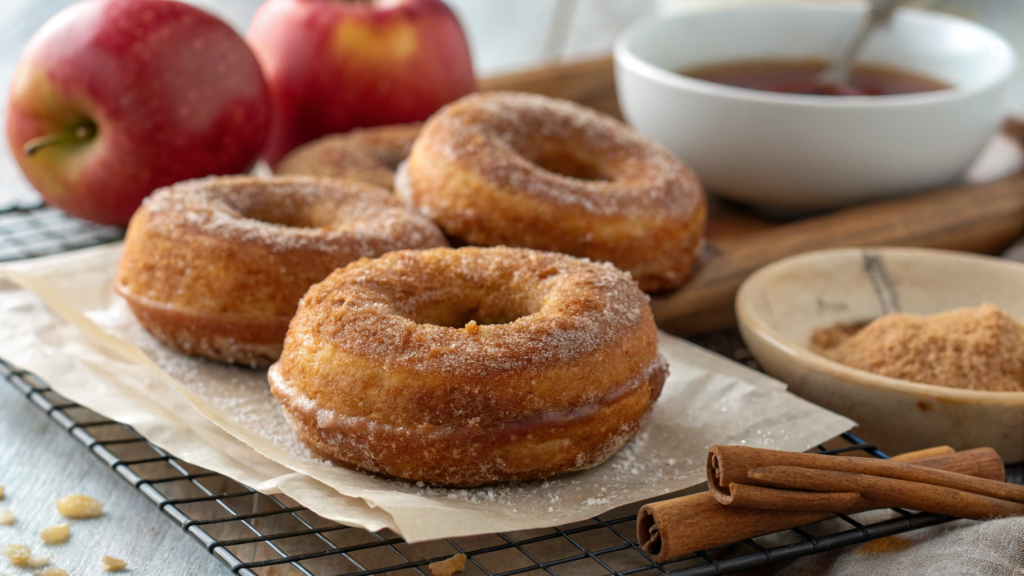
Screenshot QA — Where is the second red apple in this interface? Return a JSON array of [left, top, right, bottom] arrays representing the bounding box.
[[248, 0, 476, 166]]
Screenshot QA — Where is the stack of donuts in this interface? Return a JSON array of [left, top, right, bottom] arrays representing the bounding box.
[[117, 91, 707, 487]]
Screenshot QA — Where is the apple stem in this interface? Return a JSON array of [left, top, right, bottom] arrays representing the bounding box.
[[23, 121, 97, 156]]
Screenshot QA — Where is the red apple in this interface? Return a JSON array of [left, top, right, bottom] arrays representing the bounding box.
[[247, 0, 475, 166], [6, 0, 269, 226]]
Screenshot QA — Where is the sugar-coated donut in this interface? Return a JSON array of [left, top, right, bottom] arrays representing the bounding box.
[[275, 123, 421, 189], [269, 246, 668, 487], [116, 176, 448, 367], [397, 92, 707, 293]]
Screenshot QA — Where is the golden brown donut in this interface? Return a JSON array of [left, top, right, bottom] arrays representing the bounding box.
[[116, 175, 448, 367], [269, 246, 668, 487], [275, 123, 421, 189], [397, 92, 707, 293]]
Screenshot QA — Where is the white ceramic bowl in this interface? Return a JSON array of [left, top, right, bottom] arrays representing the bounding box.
[[614, 5, 1017, 211], [736, 247, 1024, 462]]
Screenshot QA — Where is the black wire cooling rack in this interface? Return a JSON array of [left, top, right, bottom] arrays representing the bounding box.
[[0, 203, 1009, 576], [0, 203, 123, 262], [1, 362, 961, 576]]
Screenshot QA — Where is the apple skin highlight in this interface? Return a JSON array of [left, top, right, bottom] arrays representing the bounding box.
[[6, 0, 269, 226], [247, 0, 475, 166]]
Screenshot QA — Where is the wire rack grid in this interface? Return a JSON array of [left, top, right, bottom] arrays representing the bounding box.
[[3, 359, 963, 576], [0, 203, 123, 262], [0, 203, 996, 576]]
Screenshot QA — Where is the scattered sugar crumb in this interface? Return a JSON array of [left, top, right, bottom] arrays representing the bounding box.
[[428, 553, 467, 576], [101, 555, 128, 571], [56, 494, 103, 519], [585, 498, 611, 506], [35, 568, 68, 576], [0, 486, 4, 499], [2, 543, 30, 566], [0, 509, 13, 526], [39, 524, 70, 545], [27, 555, 49, 568]]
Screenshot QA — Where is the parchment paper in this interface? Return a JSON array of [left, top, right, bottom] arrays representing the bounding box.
[[0, 278, 397, 532], [0, 244, 854, 542]]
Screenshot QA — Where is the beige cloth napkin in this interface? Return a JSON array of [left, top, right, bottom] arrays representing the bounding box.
[[766, 516, 1024, 575]]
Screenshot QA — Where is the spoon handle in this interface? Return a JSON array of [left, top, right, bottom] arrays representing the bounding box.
[[818, 0, 906, 85]]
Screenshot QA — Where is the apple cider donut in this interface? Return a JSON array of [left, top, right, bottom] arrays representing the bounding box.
[[116, 175, 448, 367], [275, 123, 421, 189], [269, 246, 669, 487], [397, 92, 707, 293]]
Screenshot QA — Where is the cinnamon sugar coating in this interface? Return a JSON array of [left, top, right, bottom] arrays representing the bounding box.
[[116, 176, 448, 366], [276, 123, 421, 189], [270, 247, 668, 486], [399, 92, 707, 292], [814, 304, 1024, 392]]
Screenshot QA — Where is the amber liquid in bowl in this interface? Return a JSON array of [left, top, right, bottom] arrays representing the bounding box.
[[681, 58, 951, 96]]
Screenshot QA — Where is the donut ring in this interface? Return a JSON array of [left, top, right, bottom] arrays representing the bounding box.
[[116, 175, 448, 367], [397, 92, 707, 293], [269, 246, 668, 487], [275, 123, 421, 189]]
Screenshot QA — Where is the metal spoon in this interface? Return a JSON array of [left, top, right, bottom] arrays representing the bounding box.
[[817, 0, 907, 87]]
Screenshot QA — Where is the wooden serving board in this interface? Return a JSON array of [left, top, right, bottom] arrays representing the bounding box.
[[481, 58, 1024, 335]]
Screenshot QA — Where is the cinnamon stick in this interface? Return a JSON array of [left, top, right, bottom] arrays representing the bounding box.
[[908, 447, 1005, 482], [637, 447, 1005, 563], [704, 450, 1011, 514], [715, 481, 872, 511], [890, 446, 954, 461], [708, 445, 1024, 504], [743, 466, 1024, 519], [637, 494, 832, 562]]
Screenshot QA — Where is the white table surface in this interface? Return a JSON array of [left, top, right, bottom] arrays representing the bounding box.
[[0, 376, 230, 575]]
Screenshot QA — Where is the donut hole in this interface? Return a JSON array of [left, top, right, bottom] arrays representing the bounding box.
[[237, 199, 341, 229], [242, 206, 318, 228], [526, 148, 609, 181], [400, 291, 539, 328], [214, 181, 349, 229]]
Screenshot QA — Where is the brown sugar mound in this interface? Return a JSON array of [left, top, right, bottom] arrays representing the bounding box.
[[812, 303, 1024, 392]]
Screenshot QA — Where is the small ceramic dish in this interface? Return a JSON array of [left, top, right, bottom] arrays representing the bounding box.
[[614, 5, 1016, 210], [736, 247, 1024, 463]]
